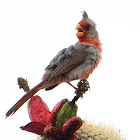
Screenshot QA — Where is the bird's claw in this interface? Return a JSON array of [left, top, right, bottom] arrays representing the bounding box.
[[75, 79, 90, 95], [70, 79, 90, 105]]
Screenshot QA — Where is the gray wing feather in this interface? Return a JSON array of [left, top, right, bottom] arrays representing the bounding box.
[[43, 45, 87, 81]]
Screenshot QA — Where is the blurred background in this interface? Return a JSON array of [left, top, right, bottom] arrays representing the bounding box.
[[0, 0, 140, 139]]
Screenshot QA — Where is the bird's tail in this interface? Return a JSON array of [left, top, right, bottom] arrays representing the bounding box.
[[5, 81, 44, 118]]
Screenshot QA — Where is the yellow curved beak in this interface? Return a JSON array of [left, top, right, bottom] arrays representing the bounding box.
[[75, 24, 84, 38]]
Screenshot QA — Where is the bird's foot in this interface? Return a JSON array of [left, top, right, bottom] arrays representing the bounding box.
[[69, 79, 90, 106], [75, 79, 90, 95]]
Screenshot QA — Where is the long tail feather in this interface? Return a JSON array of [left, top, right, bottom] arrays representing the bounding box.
[[5, 83, 43, 118]]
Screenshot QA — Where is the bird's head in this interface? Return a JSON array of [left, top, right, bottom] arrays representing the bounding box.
[[76, 11, 99, 42]]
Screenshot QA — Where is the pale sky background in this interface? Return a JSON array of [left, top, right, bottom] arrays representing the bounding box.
[[0, 0, 140, 140]]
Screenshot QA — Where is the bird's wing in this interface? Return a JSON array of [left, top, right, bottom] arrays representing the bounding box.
[[43, 45, 88, 81]]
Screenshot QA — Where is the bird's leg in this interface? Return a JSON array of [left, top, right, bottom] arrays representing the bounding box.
[[69, 79, 90, 106], [67, 79, 90, 93], [67, 79, 90, 95], [67, 82, 77, 90]]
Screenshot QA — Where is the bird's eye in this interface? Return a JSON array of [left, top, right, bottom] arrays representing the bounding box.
[[85, 24, 90, 30]]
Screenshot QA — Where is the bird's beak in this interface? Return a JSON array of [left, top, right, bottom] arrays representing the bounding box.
[[76, 24, 84, 38]]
